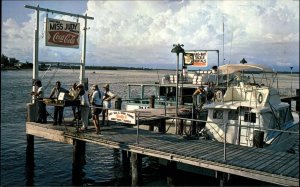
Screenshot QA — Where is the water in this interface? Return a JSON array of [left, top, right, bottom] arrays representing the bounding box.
[[1, 69, 299, 186], [1, 69, 174, 186]]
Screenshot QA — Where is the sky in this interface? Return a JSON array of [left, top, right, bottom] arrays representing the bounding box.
[[1, 0, 299, 71]]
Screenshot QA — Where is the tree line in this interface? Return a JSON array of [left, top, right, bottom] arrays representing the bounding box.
[[1, 54, 33, 69]]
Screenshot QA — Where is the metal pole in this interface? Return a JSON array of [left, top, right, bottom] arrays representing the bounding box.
[[80, 14, 87, 84], [175, 52, 179, 134], [32, 5, 39, 103], [217, 50, 219, 85], [136, 112, 140, 144], [223, 123, 227, 161], [290, 67, 293, 97]]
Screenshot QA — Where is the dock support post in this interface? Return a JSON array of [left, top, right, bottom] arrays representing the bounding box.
[[158, 118, 166, 133], [27, 103, 37, 122], [216, 171, 229, 187], [253, 130, 264, 148], [26, 134, 34, 165], [149, 125, 154, 131], [73, 139, 86, 165], [122, 150, 131, 183], [148, 95, 155, 131], [149, 95, 155, 108], [166, 161, 177, 186], [122, 150, 131, 171], [131, 152, 142, 186], [296, 89, 300, 112], [26, 134, 34, 186], [178, 119, 184, 135], [115, 98, 122, 110]]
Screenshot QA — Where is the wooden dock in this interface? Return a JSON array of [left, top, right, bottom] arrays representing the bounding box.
[[26, 121, 299, 186]]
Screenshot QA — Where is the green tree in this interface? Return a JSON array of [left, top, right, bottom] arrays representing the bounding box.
[[9, 58, 19, 67], [1, 54, 9, 66]]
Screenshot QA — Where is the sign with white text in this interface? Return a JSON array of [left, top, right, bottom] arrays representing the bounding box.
[[108, 110, 136, 124], [184, 51, 208, 67], [45, 18, 80, 48]]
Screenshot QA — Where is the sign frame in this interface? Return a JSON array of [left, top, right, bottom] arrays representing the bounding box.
[[107, 110, 136, 125], [184, 51, 208, 67], [45, 18, 80, 48]]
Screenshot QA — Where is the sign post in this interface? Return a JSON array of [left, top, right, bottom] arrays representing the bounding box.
[[25, 4, 94, 92]]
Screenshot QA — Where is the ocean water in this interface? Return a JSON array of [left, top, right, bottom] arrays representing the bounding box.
[[1, 69, 299, 186], [1, 69, 174, 186]]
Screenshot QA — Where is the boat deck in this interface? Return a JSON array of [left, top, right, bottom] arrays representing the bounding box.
[[26, 121, 299, 186]]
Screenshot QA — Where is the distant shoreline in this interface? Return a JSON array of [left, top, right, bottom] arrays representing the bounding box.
[[1, 66, 299, 74]]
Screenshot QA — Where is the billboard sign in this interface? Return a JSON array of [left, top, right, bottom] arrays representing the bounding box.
[[45, 18, 80, 48], [108, 110, 136, 124], [184, 51, 208, 67]]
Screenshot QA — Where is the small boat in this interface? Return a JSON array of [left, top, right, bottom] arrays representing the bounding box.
[[202, 64, 298, 150], [123, 63, 299, 152], [124, 67, 220, 111]]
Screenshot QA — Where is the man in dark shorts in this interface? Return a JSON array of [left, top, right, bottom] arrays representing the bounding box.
[[90, 84, 103, 134]]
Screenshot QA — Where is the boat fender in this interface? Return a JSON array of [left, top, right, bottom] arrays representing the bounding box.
[[215, 90, 223, 102], [258, 93, 263, 103]]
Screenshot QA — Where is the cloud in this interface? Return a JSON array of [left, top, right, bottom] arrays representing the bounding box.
[[1, 0, 299, 70]]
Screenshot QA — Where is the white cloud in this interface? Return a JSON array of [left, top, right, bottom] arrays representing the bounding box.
[[1, 0, 299, 70]]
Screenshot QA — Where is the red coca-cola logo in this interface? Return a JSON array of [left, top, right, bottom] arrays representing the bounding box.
[[48, 31, 79, 46]]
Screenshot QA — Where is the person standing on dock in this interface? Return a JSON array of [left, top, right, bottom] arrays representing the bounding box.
[[49, 81, 69, 126], [90, 84, 103, 134], [76, 84, 90, 131], [31, 79, 47, 124], [102, 84, 116, 126], [69, 83, 80, 121], [192, 86, 207, 108]]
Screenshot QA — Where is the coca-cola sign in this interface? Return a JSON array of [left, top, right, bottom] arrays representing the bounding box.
[[45, 18, 80, 48]]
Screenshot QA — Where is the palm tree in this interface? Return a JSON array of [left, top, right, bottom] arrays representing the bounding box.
[[240, 58, 247, 64]]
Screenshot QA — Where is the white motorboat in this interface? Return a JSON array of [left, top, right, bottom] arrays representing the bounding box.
[[202, 64, 299, 150]]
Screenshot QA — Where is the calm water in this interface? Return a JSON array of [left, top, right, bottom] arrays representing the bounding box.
[[1, 69, 174, 186], [1, 69, 299, 186]]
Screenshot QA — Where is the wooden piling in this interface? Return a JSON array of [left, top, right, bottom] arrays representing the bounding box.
[[115, 98, 122, 110], [296, 89, 300, 112], [149, 95, 155, 109], [73, 139, 86, 165], [253, 130, 264, 148], [26, 134, 34, 165], [27, 103, 37, 122], [130, 152, 142, 186], [158, 118, 166, 133], [122, 150, 131, 184], [122, 150, 131, 171], [72, 162, 83, 185], [166, 161, 177, 186], [216, 171, 229, 187], [148, 95, 156, 131]]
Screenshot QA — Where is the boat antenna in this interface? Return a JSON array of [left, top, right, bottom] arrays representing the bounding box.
[[223, 16, 225, 65]]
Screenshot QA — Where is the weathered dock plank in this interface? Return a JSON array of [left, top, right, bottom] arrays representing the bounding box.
[[26, 122, 299, 186]]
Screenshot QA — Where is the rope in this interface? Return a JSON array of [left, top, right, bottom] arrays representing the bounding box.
[[43, 63, 59, 90]]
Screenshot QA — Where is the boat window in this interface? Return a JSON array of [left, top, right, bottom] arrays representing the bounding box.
[[228, 110, 239, 120], [244, 112, 256, 123], [213, 110, 223, 119]]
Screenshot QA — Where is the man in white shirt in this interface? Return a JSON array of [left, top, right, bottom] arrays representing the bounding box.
[[76, 84, 90, 131], [102, 84, 116, 126]]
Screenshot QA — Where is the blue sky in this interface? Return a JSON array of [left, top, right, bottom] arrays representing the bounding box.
[[2, 0, 299, 71]]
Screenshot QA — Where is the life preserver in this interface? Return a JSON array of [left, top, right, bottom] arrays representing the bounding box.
[[258, 93, 263, 103], [215, 90, 223, 102]]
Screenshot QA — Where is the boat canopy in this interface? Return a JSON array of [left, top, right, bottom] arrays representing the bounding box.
[[218, 64, 274, 74]]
